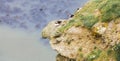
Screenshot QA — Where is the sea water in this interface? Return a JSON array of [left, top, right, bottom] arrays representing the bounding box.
[[0, 26, 57, 61]]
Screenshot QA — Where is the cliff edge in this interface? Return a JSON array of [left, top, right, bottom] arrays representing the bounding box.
[[42, 0, 120, 61]]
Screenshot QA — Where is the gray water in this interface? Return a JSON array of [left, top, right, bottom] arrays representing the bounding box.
[[0, 0, 88, 61]]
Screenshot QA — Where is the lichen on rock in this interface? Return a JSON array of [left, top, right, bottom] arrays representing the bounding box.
[[42, 0, 120, 61]]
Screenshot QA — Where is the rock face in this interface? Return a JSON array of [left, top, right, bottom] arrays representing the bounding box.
[[56, 54, 76, 61], [42, 0, 120, 61]]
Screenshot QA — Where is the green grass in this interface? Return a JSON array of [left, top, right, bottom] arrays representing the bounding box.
[[86, 49, 101, 61], [85, 44, 120, 61], [58, 0, 120, 32], [59, 19, 75, 32], [113, 44, 120, 61], [99, 0, 120, 22]]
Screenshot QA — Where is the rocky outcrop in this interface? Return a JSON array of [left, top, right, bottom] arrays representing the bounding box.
[[42, 0, 120, 61], [56, 54, 76, 61]]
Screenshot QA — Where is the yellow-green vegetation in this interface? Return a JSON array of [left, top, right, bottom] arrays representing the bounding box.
[[93, 49, 116, 61], [59, 0, 120, 32], [72, 44, 120, 61], [77, 43, 120, 61], [59, 19, 75, 32], [86, 49, 101, 61], [113, 44, 120, 61]]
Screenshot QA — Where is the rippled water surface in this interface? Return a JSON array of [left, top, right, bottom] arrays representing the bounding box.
[[0, 0, 88, 61]]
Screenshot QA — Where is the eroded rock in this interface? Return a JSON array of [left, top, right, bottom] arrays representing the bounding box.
[[42, 0, 120, 61]]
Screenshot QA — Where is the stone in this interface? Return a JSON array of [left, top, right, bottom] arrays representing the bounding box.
[[42, 0, 120, 61]]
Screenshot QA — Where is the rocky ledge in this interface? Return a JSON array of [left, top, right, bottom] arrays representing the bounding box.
[[42, 0, 120, 61]]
